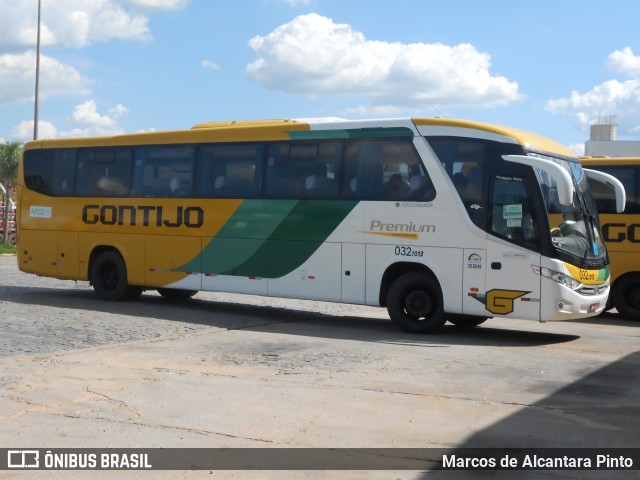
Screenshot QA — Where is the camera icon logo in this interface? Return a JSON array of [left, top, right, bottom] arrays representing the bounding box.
[[7, 450, 40, 468]]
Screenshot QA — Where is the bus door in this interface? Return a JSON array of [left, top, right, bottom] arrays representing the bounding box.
[[483, 176, 542, 320]]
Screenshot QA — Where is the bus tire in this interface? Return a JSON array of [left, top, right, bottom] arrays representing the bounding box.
[[91, 250, 139, 301], [447, 314, 488, 328], [386, 271, 446, 333], [157, 288, 198, 300], [612, 274, 640, 320]]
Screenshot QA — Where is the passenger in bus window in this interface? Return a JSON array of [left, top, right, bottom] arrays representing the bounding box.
[[96, 176, 128, 196], [170, 178, 191, 196], [408, 165, 435, 200], [384, 173, 410, 198]]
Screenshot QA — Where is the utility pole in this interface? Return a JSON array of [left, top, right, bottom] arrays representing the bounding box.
[[33, 0, 42, 141]]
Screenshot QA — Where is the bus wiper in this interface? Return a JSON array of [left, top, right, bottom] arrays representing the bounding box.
[[574, 188, 598, 260]]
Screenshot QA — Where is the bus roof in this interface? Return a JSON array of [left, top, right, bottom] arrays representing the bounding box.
[[23, 117, 575, 158], [581, 156, 640, 166], [412, 117, 575, 157]]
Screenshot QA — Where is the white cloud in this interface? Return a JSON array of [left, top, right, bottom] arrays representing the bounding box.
[[545, 47, 640, 136], [606, 47, 640, 77], [12, 120, 58, 141], [126, 0, 191, 11], [0, 1, 188, 110], [246, 13, 521, 113], [0, 0, 190, 51], [274, 0, 315, 5], [201, 59, 221, 71], [71, 100, 128, 127], [64, 100, 128, 136], [0, 0, 153, 51], [0, 51, 91, 105], [12, 100, 130, 141]]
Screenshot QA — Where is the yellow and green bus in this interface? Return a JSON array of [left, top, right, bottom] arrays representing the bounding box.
[[17, 118, 624, 333], [581, 156, 639, 318]]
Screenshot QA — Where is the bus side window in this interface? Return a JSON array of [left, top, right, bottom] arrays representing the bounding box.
[[133, 146, 193, 197], [428, 138, 496, 229], [342, 141, 384, 198], [265, 144, 293, 197], [196, 144, 263, 198], [24, 149, 77, 196], [265, 141, 340, 198], [342, 138, 433, 201], [586, 166, 636, 214], [76, 148, 132, 197]]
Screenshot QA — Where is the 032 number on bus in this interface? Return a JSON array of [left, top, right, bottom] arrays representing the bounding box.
[[394, 246, 424, 257]]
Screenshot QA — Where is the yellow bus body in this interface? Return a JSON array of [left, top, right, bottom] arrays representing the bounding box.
[[581, 156, 640, 318]]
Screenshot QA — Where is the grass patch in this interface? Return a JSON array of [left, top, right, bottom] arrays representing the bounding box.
[[0, 243, 16, 255]]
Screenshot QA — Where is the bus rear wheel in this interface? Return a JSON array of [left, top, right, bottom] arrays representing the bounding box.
[[612, 274, 640, 319], [386, 271, 446, 333], [91, 250, 142, 301]]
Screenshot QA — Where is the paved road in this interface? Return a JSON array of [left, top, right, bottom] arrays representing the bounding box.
[[1, 254, 639, 479]]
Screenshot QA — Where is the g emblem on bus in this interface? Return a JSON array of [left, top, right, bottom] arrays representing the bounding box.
[[472, 289, 530, 315]]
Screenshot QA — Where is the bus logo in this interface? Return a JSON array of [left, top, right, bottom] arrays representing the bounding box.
[[360, 220, 436, 240], [81, 205, 204, 228], [470, 289, 530, 314], [7, 450, 39, 468], [602, 223, 640, 243]]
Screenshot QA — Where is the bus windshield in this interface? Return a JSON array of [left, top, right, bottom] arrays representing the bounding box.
[[531, 152, 606, 261]]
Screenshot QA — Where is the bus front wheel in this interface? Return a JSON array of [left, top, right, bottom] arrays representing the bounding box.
[[386, 272, 446, 333], [612, 274, 640, 320], [91, 251, 142, 301]]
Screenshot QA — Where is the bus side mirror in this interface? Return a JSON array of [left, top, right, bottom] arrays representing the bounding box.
[[583, 168, 626, 214], [502, 154, 574, 206]]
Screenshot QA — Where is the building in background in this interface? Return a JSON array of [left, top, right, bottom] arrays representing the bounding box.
[[584, 116, 640, 157]]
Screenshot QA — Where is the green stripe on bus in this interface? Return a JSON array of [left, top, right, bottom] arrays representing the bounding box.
[[182, 199, 358, 278], [225, 200, 358, 278], [182, 200, 298, 274], [287, 127, 414, 141]]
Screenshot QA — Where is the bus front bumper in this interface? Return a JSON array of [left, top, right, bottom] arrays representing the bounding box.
[[540, 283, 609, 321]]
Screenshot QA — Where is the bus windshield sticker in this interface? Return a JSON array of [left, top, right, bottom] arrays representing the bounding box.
[[503, 204, 522, 219], [506, 218, 522, 228]]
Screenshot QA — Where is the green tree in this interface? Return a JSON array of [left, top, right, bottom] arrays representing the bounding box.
[[0, 140, 22, 244]]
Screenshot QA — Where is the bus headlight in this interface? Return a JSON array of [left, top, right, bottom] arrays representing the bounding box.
[[532, 265, 583, 290]]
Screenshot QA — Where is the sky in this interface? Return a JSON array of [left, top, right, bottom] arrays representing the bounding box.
[[1, 0, 640, 155]]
